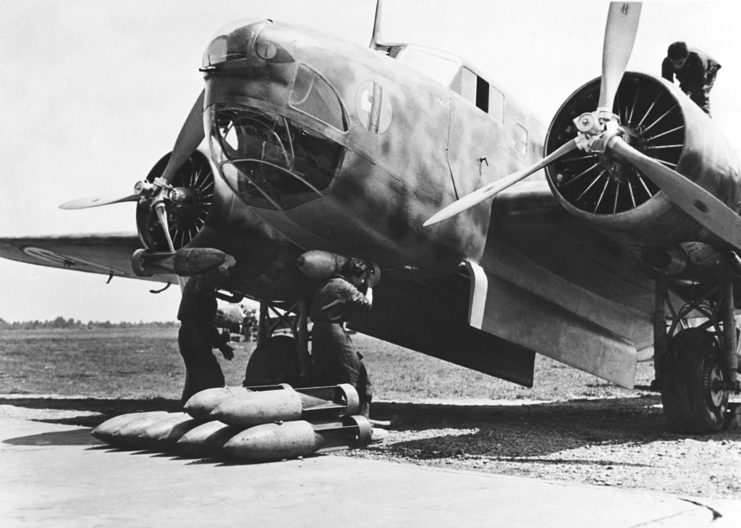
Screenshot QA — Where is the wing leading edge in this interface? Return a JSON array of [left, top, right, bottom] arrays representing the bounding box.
[[0, 233, 175, 284]]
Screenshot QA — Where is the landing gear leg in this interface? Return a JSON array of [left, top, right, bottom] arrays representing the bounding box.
[[243, 299, 311, 387], [656, 279, 740, 433], [652, 280, 669, 390]]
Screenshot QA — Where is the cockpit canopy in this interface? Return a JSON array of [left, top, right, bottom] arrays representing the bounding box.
[[203, 20, 348, 211], [395, 45, 503, 120], [208, 106, 344, 211]]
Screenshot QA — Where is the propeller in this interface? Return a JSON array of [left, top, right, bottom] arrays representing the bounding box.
[[59, 193, 140, 210], [59, 90, 206, 212], [426, 0, 741, 251], [153, 199, 186, 290], [598, 2, 642, 111], [158, 89, 206, 185], [423, 138, 579, 226], [424, 2, 643, 227], [607, 136, 741, 248], [60, 90, 208, 287]]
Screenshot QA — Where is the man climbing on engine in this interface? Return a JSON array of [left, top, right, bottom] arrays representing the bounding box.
[[661, 41, 721, 116]]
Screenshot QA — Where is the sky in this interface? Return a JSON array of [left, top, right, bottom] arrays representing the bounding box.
[[0, 0, 739, 322]]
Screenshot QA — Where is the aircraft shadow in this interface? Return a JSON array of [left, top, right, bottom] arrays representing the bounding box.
[[2, 395, 739, 459], [369, 397, 741, 459]]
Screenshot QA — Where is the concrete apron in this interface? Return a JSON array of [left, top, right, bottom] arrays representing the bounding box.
[[1, 417, 739, 528]]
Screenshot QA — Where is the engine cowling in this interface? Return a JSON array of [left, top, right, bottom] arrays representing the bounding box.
[[545, 72, 741, 247], [137, 148, 216, 251]]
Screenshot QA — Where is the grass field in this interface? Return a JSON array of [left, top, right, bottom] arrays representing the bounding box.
[[0, 327, 654, 401]]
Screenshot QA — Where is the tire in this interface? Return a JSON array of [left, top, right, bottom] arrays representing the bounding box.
[[243, 335, 301, 387], [661, 328, 729, 433]]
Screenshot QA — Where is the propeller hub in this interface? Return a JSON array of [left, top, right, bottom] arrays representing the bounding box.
[[573, 111, 621, 154], [574, 112, 599, 134]]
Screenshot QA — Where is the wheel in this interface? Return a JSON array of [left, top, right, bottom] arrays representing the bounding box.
[[243, 334, 301, 387], [661, 328, 730, 433]]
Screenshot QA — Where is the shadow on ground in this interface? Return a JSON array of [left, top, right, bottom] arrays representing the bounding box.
[[0, 396, 181, 427], [3, 428, 102, 447], [368, 397, 741, 459], [3, 394, 739, 459]]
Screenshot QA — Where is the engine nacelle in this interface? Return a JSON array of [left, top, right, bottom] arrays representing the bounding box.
[[137, 148, 216, 251], [545, 72, 741, 247]]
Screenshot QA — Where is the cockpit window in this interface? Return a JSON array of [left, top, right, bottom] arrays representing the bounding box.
[[208, 107, 344, 210], [290, 65, 346, 131], [203, 24, 261, 68], [396, 46, 460, 88]]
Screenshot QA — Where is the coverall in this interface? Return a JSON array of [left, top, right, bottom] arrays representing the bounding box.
[[177, 273, 230, 405], [662, 48, 721, 115], [310, 276, 373, 416]]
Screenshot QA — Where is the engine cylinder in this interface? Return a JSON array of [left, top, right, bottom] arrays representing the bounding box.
[[545, 72, 741, 246]]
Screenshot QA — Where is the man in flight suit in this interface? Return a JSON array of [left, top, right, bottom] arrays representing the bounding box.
[[310, 258, 374, 417], [177, 268, 236, 405], [661, 41, 721, 116]]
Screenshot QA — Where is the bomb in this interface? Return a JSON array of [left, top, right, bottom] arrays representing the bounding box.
[[108, 412, 182, 449], [136, 413, 200, 451], [223, 415, 373, 462], [184, 383, 292, 421], [296, 250, 380, 286], [210, 384, 360, 428], [210, 390, 303, 428], [91, 411, 171, 446], [177, 421, 239, 458], [184, 386, 250, 421]]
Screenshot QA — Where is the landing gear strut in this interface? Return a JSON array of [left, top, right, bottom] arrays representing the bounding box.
[[243, 299, 311, 387], [654, 279, 740, 433]]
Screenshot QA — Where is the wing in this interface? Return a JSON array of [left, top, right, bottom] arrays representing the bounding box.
[[473, 179, 654, 387], [0, 233, 176, 284], [354, 179, 655, 389]]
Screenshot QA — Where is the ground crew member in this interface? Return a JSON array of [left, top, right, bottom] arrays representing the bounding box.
[[177, 269, 235, 405], [310, 259, 374, 417], [661, 41, 721, 116]]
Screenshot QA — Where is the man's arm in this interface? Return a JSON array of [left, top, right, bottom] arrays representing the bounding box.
[[705, 57, 721, 91], [211, 327, 235, 360], [661, 57, 674, 82], [344, 282, 372, 312]]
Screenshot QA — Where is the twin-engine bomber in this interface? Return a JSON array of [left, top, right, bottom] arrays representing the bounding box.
[[1, 2, 739, 433]]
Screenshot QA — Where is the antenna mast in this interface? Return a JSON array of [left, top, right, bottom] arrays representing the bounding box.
[[369, 0, 384, 49]]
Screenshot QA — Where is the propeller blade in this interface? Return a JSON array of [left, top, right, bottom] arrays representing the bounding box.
[[154, 203, 176, 253], [424, 138, 579, 227], [154, 202, 186, 290], [159, 89, 206, 184], [59, 193, 140, 210], [598, 2, 642, 111], [607, 136, 741, 250]]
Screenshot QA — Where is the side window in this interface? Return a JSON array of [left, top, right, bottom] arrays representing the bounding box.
[[489, 86, 504, 123], [514, 124, 528, 158], [476, 77, 489, 112], [290, 64, 347, 131], [451, 67, 477, 106]]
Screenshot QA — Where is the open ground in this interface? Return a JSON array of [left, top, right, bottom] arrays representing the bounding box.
[[1, 327, 739, 500]]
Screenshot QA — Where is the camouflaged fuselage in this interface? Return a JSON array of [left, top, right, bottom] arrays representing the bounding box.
[[202, 20, 545, 278]]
